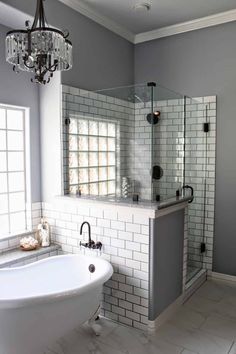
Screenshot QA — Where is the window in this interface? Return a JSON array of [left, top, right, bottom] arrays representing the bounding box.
[[68, 116, 117, 196], [0, 105, 28, 237]]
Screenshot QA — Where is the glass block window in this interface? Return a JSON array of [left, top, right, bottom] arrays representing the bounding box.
[[68, 116, 117, 196], [0, 105, 27, 237]]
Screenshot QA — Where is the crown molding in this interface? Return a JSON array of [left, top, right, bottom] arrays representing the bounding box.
[[134, 9, 236, 44], [57, 0, 135, 43]]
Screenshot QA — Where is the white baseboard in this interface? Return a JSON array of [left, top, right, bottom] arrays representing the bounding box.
[[148, 294, 184, 333], [208, 271, 236, 283]]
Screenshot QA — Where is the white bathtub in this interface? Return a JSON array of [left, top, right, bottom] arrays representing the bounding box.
[[0, 254, 113, 354]]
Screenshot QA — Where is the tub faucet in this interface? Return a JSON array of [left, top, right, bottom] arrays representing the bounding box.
[[80, 221, 102, 250]]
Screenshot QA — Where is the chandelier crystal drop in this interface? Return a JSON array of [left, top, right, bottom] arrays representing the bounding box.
[[5, 0, 73, 84]]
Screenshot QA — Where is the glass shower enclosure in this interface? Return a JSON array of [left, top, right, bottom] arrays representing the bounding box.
[[62, 82, 209, 284]]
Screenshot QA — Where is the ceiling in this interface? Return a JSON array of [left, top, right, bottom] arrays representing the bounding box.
[[81, 0, 236, 34], [1, 0, 236, 44]]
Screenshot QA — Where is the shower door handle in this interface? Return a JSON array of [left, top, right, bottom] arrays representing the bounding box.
[[182, 185, 194, 203]]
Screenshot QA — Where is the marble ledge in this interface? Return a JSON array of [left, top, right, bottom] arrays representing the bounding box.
[[0, 244, 61, 268]]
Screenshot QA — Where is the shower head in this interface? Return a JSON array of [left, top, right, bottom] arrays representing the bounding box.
[[127, 93, 144, 103], [134, 94, 143, 103]]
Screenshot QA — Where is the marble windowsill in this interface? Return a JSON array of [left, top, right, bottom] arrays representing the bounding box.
[[0, 244, 61, 268]]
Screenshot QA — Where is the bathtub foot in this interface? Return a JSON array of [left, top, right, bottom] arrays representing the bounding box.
[[91, 323, 102, 336], [88, 306, 102, 336]]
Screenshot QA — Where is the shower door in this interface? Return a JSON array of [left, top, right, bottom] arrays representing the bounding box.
[[184, 96, 209, 282], [151, 86, 209, 283]]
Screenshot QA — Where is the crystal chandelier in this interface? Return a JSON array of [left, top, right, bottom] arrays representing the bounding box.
[[5, 0, 73, 84]]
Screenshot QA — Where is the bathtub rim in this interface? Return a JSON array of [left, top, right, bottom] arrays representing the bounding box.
[[0, 254, 113, 309]]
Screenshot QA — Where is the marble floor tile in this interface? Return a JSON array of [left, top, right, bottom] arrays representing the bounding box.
[[215, 296, 236, 321], [195, 280, 236, 302], [200, 314, 236, 341], [168, 307, 206, 330], [228, 342, 236, 354], [193, 281, 227, 302], [184, 292, 219, 316], [45, 280, 236, 354], [100, 324, 184, 354], [155, 322, 232, 354]]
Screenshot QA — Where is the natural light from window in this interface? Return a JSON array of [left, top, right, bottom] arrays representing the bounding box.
[[0, 105, 27, 237], [68, 116, 117, 196]]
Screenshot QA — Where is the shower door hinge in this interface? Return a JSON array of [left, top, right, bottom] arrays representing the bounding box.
[[65, 118, 71, 126], [200, 242, 206, 253]]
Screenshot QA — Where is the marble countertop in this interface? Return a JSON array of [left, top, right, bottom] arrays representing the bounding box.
[[57, 194, 192, 212]]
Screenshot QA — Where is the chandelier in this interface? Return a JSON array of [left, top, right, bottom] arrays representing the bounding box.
[[5, 0, 73, 84]]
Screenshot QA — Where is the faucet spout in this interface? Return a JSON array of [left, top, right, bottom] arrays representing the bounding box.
[[80, 221, 92, 244], [80, 221, 103, 251]]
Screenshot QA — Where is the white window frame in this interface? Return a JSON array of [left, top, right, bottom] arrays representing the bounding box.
[[0, 103, 31, 239]]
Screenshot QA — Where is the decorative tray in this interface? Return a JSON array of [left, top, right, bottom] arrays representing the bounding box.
[[20, 245, 40, 252]]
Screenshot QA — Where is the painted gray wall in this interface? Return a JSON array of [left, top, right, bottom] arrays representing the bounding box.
[[135, 21, 236, 276], [3, 0, 134, 90], [0, 23, 41, 202], [1, 0, 134, 205], [149, 209, 184, 320]]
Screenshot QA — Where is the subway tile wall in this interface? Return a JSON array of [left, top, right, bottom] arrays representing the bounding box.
[[0, 202, 42, 254], [62, 86, 135, 197], [42, 198, 153, 330]]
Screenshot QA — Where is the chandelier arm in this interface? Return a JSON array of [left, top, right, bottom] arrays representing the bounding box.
[[48, 61, 59, 73], [27, 29, 32, 56]]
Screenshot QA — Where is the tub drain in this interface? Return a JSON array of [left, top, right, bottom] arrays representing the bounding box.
[[89, 264, 96, 273]]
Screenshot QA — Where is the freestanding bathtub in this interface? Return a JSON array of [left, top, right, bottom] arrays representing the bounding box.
[[0, 254, 113, 354]]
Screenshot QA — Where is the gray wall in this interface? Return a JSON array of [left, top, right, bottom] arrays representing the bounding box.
[[135, 21, 236, 276], [0, 23, 41, 202], [3, 0, 134, 90], [1, 0, 134, 205], [149, 209, 184, 321]]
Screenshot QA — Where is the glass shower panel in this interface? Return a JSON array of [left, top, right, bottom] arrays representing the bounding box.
[[95, 84, 153, 201], [64, 84, 153, 200], [151, 85, 185, 202], [185, 96, 207, 282]]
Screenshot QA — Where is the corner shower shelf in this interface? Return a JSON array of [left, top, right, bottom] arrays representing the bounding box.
[[0, 244, 61, 269]]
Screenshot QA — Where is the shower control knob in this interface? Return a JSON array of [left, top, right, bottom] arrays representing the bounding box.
[[95, 242, 102, 250]]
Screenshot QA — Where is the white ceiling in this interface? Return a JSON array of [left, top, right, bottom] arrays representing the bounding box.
[[81, 0, 236, 34], [1, 0, 236, 44]]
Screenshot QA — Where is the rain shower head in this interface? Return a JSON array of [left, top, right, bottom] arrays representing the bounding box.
[[134, 94, 143, 103]]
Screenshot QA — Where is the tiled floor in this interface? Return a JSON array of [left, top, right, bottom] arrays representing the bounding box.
[[46, 279, 236, 354]]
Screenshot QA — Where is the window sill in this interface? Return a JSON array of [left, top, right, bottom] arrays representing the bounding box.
[[0, 230, 35, 243], [0, 244, 61, 269]]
